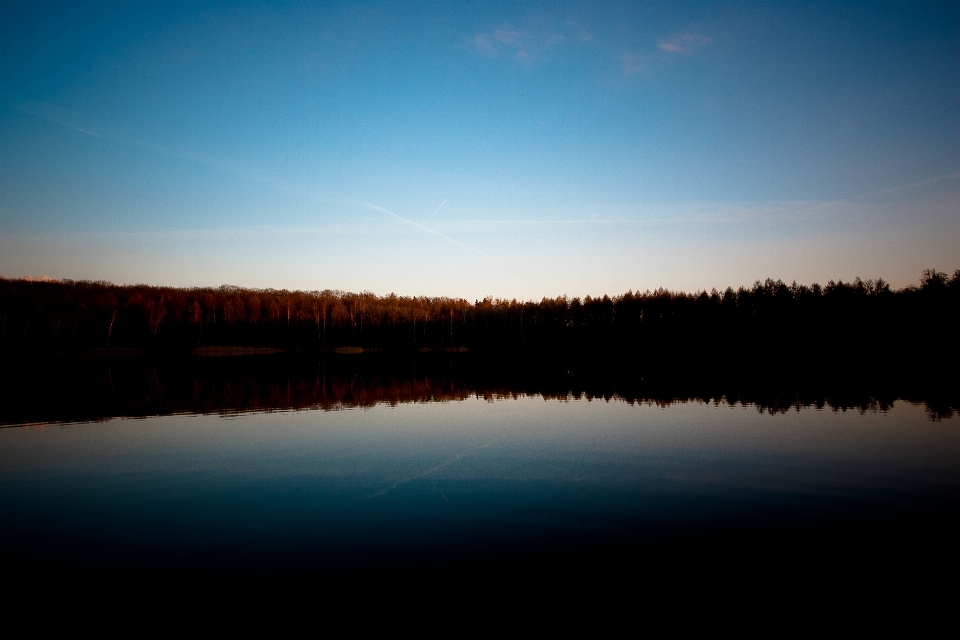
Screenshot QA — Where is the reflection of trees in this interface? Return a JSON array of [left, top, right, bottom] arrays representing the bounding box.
[[1, 352, 956, 427], [146, 297, 167, 336]]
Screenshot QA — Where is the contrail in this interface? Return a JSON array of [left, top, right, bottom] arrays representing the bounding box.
[[433, 198, 447, 215], [12, 101, 208, 164], [366, 435, 505, 499], [787, 171, 960, 219], [854, 171, 960, 199], [10, 100, 344, 205], [631, 170, 960, 226], [365, 202, 497, 261]]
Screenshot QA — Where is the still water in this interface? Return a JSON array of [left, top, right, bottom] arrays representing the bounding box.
[[3, 393, 958, 577]]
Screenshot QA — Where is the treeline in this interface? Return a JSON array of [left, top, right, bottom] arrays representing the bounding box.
[[1, 269, 958, 361]]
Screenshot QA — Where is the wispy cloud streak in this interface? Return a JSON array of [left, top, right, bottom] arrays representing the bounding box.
[[470, 18, 592, 66], [13, 101, 207, 164], [10, 100, 344, 206], [657, 33, 712, 54], [622, 31, 712, 76], [364, 202, 497, 261], [783, 171, 960, 220]]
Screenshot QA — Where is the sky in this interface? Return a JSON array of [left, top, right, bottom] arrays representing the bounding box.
[[1, 1, 958, 299]]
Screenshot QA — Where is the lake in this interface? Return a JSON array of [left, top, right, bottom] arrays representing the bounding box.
[[3, 364, 959, 583]]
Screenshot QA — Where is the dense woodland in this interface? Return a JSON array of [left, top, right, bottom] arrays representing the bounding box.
[[1, 269, 958, 362]]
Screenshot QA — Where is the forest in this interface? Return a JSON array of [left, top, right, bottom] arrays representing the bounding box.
[[1, 268, 958, 363]]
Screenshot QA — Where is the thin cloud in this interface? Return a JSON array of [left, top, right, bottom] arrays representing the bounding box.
[[657, 32, 712, 54], [11, 100, 346, 206], [617, 172, 960, 226], [15, 100, 506, 259], [493, 26, 524, 45], [471, 23, 528, 59], [621, 51, 654, 76], [782, 171, 960, 221], [364, 202, 497, 261], [470, 19, 592, 65], [473, 33, 496, 57], [544, 33, 566, 47], [13, 101, 207, 164], [622, 31, 712, 76]]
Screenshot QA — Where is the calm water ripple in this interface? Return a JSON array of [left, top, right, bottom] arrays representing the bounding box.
[[3, 394, 958, 578]]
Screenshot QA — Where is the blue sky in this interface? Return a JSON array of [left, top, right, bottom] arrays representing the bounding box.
[[1, 1, 958, 297]]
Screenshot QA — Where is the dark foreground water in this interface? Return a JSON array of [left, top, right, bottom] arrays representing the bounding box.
[[3, 385, 959, 583]]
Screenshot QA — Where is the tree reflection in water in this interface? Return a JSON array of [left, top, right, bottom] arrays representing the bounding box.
[[2, 350, 956, 427]]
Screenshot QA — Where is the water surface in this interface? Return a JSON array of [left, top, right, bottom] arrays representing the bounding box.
[[3, 394, 958, 577]]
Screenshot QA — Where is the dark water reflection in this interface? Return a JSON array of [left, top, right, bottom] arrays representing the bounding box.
[[2, 352, 958, 426], [2, 354, 959, 581]]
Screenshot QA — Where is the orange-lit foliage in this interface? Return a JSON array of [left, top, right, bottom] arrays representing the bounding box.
[[0, 270, 957, 358]]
